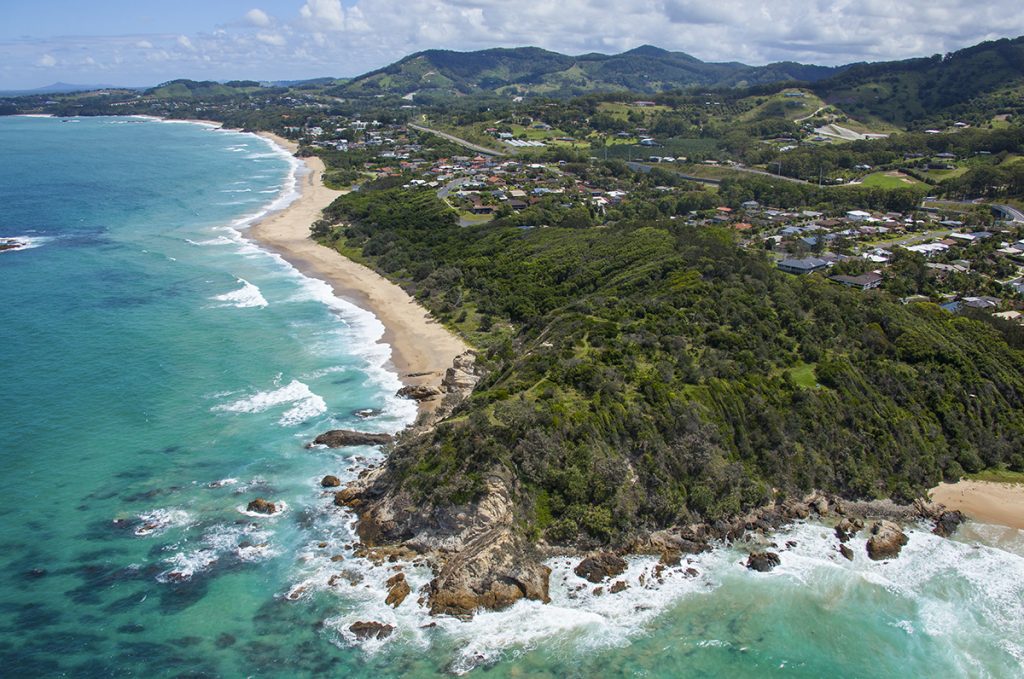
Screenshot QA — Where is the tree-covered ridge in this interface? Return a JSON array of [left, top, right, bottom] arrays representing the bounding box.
[[319, 188, 1024, 546], [333, 45, 845, 98]]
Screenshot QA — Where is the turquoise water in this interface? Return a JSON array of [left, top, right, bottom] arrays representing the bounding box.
[[1, 116, 1022, 678]]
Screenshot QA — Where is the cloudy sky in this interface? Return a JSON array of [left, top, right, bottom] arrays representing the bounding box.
[[3, 0, 1023, 89]]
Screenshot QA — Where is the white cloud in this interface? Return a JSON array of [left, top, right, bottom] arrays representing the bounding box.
[[3, 1, 1024, 89], [246, 8, 271, 27], [257, 32, 286, 47], [300, 0, 345, 31]]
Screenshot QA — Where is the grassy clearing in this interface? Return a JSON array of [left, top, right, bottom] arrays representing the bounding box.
[[788, 362, 818, 388], [967, 467, 1024, 484], [857, 171, 925, 189]]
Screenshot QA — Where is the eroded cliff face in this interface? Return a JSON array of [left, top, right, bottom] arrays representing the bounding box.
[[334, 350, 552, 617], [344, 465, 551, 617]]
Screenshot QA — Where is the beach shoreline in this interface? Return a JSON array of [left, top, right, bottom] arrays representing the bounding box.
[[242, 131, 469, 418], [929, 480, 1024, 530]]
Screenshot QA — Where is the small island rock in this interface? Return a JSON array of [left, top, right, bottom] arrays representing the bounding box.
[[246, 498, 277, 515], [349, 621, 395, 640], [321, 475, 341, 488]]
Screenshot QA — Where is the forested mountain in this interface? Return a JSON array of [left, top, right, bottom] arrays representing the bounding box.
[[332, 45, 844, 98], [331, 37, 1024, 127]]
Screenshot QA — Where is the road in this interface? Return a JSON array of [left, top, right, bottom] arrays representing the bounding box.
[[793, 105, 827, 123], [992, 203, 1024, 223], [409, 123, 506, 157]]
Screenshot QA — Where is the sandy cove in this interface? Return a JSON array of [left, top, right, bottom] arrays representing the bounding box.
[[248, 131, 469, 417], [930, 480, 1024, 530]]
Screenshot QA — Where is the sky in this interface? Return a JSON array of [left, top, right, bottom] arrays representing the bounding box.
[[2, 0, 1023, 89]]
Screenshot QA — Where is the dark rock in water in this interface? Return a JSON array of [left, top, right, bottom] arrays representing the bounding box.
[[932, 510, 965, 538], [310, 430, 393, 448], [354, 408, 382, 419], [396, 384, 443, 402], [839, 544, 854, 561], [785, 540, 798, 549], [26, 568, 47, 579], [117, 624, 145, 634], [866, 520, 909, 560], [745, 552, 781, 572], [246, 498, 277, 515], [609, 580, 628, 594], [214, 633, 236, 649], [592, 586, 604, 596], [330, 554, 345, 562], [320, 475, 341, 488], [385, 573, 411, 608], [835, 517, 864, 543], [574, 552, 627, 583], [349, 621, 395, 640], [684, 567, 700, 578]]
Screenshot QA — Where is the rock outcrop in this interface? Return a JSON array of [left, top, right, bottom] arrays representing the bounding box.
[[397, 384, 443, 402], [745, 551, 781, 572], [246, 498, 277, 515], [310, 430, 393, 448], [342, 463, 550, 619], [574, 552, 628, 583], [932, 509, 965, 538], [834, 517, 863, 543], [385, 573, 411, 608], [321, 475, 341, 488], [866, 520, 909, 560], [349, 621, 394, 640]]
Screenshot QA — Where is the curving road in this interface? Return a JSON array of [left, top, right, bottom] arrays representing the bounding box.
[[409, 123, 506, 157]]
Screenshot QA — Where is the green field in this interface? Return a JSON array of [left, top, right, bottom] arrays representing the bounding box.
[[856, 171, 926, 189]]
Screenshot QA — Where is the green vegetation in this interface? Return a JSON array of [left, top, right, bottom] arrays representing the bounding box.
[[317, 186, 1024, 547], [967, 467, 1024, 484]]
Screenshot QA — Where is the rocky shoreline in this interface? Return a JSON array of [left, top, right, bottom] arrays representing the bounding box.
[[311, 350, 968, 624]]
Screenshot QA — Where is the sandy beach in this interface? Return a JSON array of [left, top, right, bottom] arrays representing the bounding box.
[[930, 480, 1024, 529], [246, 132, 469, 416]]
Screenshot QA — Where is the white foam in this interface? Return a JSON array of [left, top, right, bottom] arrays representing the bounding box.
[[133, 508, 191, 537], [210, 277, 268, 308], [157, 522, 277, 582], [186, 236, 237, 247], [213, 379, 327, 426], [1, 235, 52, 253], [308, 518, 1024, 674]]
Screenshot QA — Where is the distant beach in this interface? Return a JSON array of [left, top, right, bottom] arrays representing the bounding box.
[[930, 479, 1024, 529], [246, 131, 468, 415]]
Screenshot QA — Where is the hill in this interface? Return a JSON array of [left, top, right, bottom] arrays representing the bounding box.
[[332, 45, 845, 98], [814, 36, 1024, 127]]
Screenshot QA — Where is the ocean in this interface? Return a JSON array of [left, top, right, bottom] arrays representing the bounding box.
[[0, 115, 1021, 678]]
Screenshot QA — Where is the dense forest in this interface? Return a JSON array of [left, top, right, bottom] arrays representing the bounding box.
[[319, 187, 1024, 546]]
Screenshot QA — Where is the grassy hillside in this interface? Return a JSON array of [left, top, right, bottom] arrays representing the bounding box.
[[814, 37, 1024, 128]]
